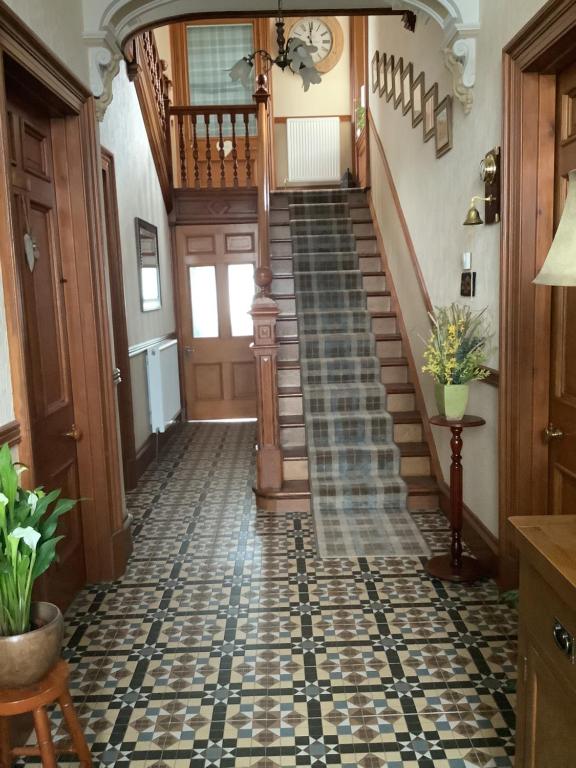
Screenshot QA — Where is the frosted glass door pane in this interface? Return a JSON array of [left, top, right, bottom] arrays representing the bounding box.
[[190, 266, 219, 338], [228, 264, 254, 337]]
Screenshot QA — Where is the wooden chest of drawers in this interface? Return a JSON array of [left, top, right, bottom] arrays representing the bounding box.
[[510, 516, 576, 768]]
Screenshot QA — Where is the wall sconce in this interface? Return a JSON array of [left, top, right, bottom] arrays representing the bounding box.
[[462, 148, 501, 226], [533, 170, 576, 286]]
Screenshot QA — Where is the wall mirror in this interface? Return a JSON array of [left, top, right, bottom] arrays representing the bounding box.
[[136, 218, 161, 312]]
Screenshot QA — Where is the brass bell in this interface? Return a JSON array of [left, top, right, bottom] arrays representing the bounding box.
[[463, 200, 483, 226]]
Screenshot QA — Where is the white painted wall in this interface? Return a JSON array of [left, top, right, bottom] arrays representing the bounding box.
[[101, 61, 176, 449], [368, 0, 547, 537], [3, 0, 89, 85]]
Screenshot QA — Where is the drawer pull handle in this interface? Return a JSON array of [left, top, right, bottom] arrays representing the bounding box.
[[553, 619, 574, 661]]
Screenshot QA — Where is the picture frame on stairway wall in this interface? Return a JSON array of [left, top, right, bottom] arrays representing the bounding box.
[[411, 72, 425, 127], [378, 53, 386, 97], [434, 95, 453, 157], [393, 57, 404, 109], [371, 51, 380, 93], [401, 62, 413, 115], [385, 55, 395, 102], [423, 83, 438, 142]]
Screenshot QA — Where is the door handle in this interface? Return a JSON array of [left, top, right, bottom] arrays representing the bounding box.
[[62, 424, 82, 441], [184, 346, 194, 354], [544, 423, 564, 442]]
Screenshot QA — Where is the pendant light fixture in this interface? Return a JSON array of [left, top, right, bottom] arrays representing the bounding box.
[[229, 0, 322, 92]]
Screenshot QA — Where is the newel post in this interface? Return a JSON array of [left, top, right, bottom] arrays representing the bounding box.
[[251, 73, 281, 492]]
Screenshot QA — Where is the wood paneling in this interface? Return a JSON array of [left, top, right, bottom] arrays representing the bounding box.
[[172, 188, 258, 224], [500, 0, 576, 587], [0, 8, 129, 588], [101, 148, 136, 492]]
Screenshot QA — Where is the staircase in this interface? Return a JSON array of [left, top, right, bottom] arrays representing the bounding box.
[[260, 188, 439, 517]]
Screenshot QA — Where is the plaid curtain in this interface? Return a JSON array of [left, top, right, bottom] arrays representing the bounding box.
[[187, 24, 257, 136]]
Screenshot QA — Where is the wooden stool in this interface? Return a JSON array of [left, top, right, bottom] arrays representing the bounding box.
[[0, 660, 92, 767]]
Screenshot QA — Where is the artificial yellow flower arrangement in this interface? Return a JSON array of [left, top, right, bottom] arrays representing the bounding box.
[[422, 303, 490, 419]]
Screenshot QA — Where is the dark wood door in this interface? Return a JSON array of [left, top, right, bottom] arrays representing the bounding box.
[[7, 92, 86, 608], [548, 61, 576, 516], [176, 223, 257, 420]]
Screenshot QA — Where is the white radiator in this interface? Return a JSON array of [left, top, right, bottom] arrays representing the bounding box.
[[146, 339, 181, 433], [287, 117, 341, 183]]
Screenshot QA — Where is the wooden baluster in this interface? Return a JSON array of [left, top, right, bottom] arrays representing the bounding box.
[[191, 113, 200, 189], [178, 113, 187, 187], [217, 112, 226, 188], [204, 112, 213, 188], [231, 113, 239, 188], [244, 111, 252, 186]]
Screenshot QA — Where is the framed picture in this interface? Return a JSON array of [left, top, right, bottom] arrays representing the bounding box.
[[423, 83, 438, 142], [135, 218, 162, 312], [411, 72, 425, 127], [384, 55, 395, 102], [371, 51, 380, 93], [378, 52, 386, 97], [401, 62, 413, 115], [393, 56, 404, 109], [434, 95, 453, 157]]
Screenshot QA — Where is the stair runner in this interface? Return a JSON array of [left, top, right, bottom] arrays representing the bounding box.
[[289, 190, 429, 558]]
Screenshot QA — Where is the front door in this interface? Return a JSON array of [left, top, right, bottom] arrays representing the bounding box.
[[176, 223, 257, 419], [7, 89, 86, 608], [547, 61, 576, 515]]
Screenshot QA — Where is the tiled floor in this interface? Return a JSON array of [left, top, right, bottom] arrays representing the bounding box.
[[33, 423, 516, 767]]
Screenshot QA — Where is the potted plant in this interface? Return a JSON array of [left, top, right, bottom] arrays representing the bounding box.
[[0, 443, 76, 688], [422, 303, 490, 420]]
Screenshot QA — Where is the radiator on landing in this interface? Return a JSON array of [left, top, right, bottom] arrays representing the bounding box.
[[287, 117, 341, 183], [146, 338, 181, 433]]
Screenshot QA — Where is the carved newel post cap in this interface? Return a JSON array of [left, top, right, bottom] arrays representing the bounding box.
[[254, 74, 270, 103], [255, 266, 273, 295]]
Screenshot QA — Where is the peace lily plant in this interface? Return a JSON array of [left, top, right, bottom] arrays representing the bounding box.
[[422, 303, 490, 420], [0, 443, 75, 637]]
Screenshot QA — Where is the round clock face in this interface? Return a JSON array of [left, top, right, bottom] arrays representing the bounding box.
[[290, 17, 334, 65]]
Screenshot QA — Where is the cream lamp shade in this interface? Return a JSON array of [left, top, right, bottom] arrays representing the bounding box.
[[534, 170, 576, 286]]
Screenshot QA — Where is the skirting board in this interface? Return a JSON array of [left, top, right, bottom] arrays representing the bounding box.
[[438, 480, 499, 578]]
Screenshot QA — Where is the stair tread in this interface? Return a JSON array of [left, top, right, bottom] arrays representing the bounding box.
[[277, 359, 409, 372], [280, 411, 423, 428], [272, 290, 390, 300], [273, 477, 438, 498], [283, 442, 430, 459], [278, 310, 397, 322], [278, 333, 402, 344]]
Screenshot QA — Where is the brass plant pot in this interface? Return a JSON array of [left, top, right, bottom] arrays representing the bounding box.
[[0, 602, 63, 689]]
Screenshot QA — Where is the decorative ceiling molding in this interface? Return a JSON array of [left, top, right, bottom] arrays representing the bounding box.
[[82, 0, 480, 118]]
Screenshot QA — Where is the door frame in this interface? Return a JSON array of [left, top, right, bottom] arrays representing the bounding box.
[[0, 4, 130, 582], [101, 147, 137, 491], [499, 0, 576, 585]]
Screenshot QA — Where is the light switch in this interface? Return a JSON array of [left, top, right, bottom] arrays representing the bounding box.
[[462, 252, 472, 270]]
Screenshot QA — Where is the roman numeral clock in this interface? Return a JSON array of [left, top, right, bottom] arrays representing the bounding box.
[[285, 16, 344, 73]]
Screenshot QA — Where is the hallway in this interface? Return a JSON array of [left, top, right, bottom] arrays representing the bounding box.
[[43, 424, 517, 768]]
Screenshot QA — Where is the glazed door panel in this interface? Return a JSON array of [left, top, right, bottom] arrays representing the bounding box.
[[7, 93, 86, 608], [176, 223, 257, 419], [549, 62, 576, 516]]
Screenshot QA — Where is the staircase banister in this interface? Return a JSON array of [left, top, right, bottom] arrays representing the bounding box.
[[169, 104, 257, 116]]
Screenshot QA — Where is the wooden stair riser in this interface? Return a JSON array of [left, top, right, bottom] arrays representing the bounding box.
[[276, 314, 398, 339], [270, 223, 375, 240], [270, 190, 368, 210], [279, 421, 423, 449], [270, 206, 373, 225], [270, 238, 380, 257], [278, 388, 416, 416], [281, 454, 430, 481], [271, 255, 382, 276], [277, 338, 402, 362], [271, 273, 386, 295]]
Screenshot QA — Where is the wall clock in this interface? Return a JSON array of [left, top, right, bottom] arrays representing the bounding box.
[[285, 17, 344, 74]]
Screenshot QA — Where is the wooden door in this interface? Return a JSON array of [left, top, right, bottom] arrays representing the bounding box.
[[548, 61, 576, 516], [7, 91, 86, 608], [176, 223, 257, 419]]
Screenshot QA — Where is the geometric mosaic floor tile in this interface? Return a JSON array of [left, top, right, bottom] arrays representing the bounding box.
[[17, 423, 516, 767]]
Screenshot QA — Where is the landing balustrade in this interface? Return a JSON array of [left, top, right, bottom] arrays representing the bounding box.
[[170, 105, 258, 189]]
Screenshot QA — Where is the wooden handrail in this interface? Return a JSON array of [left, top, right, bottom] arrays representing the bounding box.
[[170, 105, 257, 117], [127, 31, 172, 210]]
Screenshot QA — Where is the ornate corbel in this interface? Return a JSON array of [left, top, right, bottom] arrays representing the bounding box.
[[443, 36, 476, 114], [85, 36, 123, 121]]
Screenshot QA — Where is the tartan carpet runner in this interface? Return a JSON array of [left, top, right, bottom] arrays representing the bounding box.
[[289, 190, 429, 557]]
